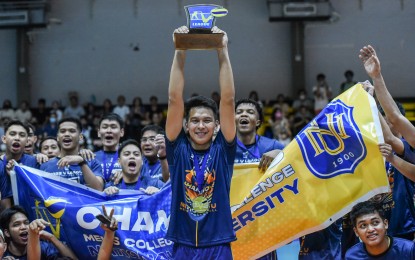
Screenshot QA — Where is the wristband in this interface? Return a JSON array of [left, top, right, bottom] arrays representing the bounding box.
[[157, 154, 167, 160], [79, 159, 87, 166]]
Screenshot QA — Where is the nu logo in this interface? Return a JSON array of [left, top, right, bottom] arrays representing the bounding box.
[[34, 197, 69, 239], [296, 100, 366, 179]]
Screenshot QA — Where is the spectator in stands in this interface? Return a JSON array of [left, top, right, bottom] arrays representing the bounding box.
[[0, 205, 77, 259], [14, 101, 32, 123], [345, 201, 415, 259], [268, 107, 292, 141], [113, 95, 130, 122], [104, 139, 164, 195], [39, 137, 60, 159], [32, 98, 48, 127], [146, 96, 163, 125], [340, 70, 357, 93], [293, 105, 313, 135], [140, 125, 169, 182], [42, 112, 59, 137], [40, 118, 104, 191], [292, 88, 313, 112], [85, 102, 97, 123], [273, 93, 290, 117], [0, 100, 15, 122], [312, 73, 332, 115], [101, 99, 113, 116], [50, 100, 63, 121], [63, 95, 85, 119], [211, 91, 221, 107], [128, 96, 149, 138], [248, 90, 263, 109]]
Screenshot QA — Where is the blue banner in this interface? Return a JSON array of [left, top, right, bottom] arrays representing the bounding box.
[[11, 165, 173, 260]]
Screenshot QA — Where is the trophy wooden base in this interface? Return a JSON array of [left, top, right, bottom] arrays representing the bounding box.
[[174, 33, 224, 50]]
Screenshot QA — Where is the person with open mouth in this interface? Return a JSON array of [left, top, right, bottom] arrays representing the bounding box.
[[104, 139, 164, 196]]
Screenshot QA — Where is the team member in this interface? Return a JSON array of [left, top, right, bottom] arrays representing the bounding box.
[[165, 26, 236, 258], [234, 99, 284, 260], [40, 118, 104, 191], [234, 98, 284, 169], [140, 125, 169, 182], [104, 139, 164, 195], [39, 137, 60, 159], [0, 205, 77, 259], [24, 123, 37, 155], [359, 45, 415, 150], [94, 113, 124, 183], [0, 121, 38, 210], [345, 200, 415, 259]]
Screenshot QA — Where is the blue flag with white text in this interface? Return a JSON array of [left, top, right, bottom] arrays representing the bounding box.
[[11, 165, 173, 260]]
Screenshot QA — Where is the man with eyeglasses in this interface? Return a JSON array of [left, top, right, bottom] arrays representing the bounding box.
[[140, 125, 169, 182]]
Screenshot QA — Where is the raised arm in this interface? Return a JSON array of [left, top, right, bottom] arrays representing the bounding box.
[[216, 27, 236, 142], [378, 112, 404, 156], [359, 45, 415, 147], [166, 27, 188, 141]]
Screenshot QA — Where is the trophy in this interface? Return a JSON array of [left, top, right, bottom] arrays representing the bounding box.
[[174, 4, 228, 50]]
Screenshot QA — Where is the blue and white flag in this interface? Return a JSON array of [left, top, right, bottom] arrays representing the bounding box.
[[11, 165, 173, 260]]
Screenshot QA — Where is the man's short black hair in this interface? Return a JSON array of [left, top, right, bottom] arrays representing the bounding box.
[[184, 95, 218, 121], [235, 98, 264, 129], [26, 123, 36, 135], [40, 136, 59, 149], [118, 139, 140, 157], [345, 70, 354, 77], [378, 101, 406, 117], [141, 125, 165, 137], [0, 205, 28, 242], [317, 73, 326, 80], [58, 118, 82, 132], [4, 120, 29, 135], [98, 113, 125, 129], [350, 200, 385, 227]]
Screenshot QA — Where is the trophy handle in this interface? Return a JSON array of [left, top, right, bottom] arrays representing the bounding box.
[[174, 33, 224, 50]]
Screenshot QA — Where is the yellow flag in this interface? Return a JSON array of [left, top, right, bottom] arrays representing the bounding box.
[[231, 85, 389, 259]]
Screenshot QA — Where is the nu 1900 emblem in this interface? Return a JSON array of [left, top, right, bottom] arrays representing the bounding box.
[[296, 100, 366, 179]]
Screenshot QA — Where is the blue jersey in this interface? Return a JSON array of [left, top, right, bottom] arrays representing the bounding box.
[[389, 139, 415, 237], [105, 171, 165, 190], [341, 213, 360, 258], [345, 236, 415, 259], [0, 153, 38, 199], [234, 135, 284, 164], [3, 241, 59, 260], [94, 150, 122, 183], [40, 157, 103, 185], [299, 220, 342, 260], [141, 157, 164, 181], [166, 129, 236, 247]]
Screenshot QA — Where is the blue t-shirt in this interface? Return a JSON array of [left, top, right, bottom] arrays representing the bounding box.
[[389, 139, 415, 237], [166, 129, 236, 247], [234, 135, 284, 164], [105, 170, 165, 190], [299, 220, 342, 260], [345, 237, 415, 259], [0, 153, 38, 199], [141, 157, 164, 181], [40, 157, 103, 185], [94, 150, 122, 183], [3, 241, 59, 260]]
